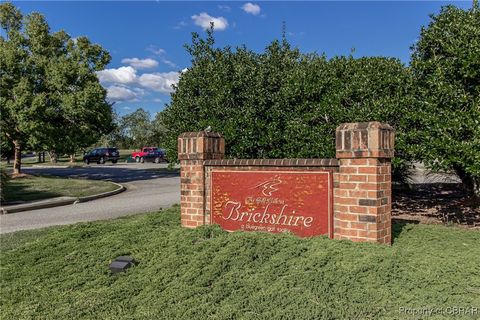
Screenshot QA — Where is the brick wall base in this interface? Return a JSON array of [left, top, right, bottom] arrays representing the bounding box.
[[334, 158, 391, 244], [180, 160, 205, 228]]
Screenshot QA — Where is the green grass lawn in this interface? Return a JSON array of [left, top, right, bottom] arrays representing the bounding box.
[[1, 207, 479, 319], [1, 156, 38, 168], [3, 175, 118, 203]]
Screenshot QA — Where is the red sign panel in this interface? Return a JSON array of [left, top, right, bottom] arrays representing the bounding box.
[[211, 170, 332, 238]]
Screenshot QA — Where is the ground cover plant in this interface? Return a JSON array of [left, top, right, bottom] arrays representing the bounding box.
[[1, 207, 479, 319], [3, 175, 118, 202]]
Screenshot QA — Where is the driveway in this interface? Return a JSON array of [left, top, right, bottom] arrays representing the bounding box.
[[0, 164, 180, 234]]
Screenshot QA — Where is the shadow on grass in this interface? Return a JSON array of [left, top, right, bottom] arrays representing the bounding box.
[[4, 182, 61, 203], [392, 219, 420, 244]]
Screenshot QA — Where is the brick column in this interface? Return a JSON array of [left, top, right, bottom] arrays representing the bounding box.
[[334, 122, 394, 244], [178, 132, 225, 228]]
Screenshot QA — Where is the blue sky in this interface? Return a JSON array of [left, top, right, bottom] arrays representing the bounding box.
[[12, 1, 472, 117]]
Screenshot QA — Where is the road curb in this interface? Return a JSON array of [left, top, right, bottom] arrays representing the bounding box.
[[31, 165, 70, 168], [75, 182, 126, 203], [31, 165, 86, 169], [1, 182, 126, 214]]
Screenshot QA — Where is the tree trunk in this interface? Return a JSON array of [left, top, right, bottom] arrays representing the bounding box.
[[49, 151, 58, 163], [471, 176, 480, 199], [69, 154, 76, 163], [13, 140, 21, 175], [454, 167, 480, 198]]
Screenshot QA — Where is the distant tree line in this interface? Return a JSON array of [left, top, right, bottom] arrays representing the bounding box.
[[98, 108, 167, 150]]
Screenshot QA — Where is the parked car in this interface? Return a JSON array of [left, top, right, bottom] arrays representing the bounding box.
[[83, 147, 120, 164], [131, 147, 167, 163], [132, 147, 158, 162]]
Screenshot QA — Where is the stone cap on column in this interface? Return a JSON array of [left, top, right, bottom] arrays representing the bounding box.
[[336, 122, 394, 159], [178, 131, 225, 160]]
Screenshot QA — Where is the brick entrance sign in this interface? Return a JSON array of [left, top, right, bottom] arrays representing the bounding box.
[[179, 122, 394, 244], [211, 170, 332, 237]]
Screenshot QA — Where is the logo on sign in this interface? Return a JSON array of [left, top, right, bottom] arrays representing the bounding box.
[[251, 176, 282, 196]]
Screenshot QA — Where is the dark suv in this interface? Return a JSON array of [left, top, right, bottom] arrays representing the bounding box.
[[83, 148, 120, 164]]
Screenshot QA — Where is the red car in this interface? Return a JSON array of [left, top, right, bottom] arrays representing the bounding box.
[[131, 147, 166, 163]]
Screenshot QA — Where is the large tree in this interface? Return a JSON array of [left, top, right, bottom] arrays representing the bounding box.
[[410, 2, 480, 196], [120, 108, 154, 149], [0, 3, 112, 173]]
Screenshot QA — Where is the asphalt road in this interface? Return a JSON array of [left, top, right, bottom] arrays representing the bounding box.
[[0, 163, 180, 234]]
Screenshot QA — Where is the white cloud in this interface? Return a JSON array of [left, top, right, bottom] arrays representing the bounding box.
[[147, 46, 166, 55], [133, 87, 145, 95], [97, 66, 137, 84], [173, 21, 188, 30], [144, 46, 177, 68], [99, 64, 181, 101], [106, 85, 139, 102], [288, 31, 306, 37], [153, 98, 163, 103], [191, 12, 228, 31], [241, 3, 261, 15], [161, 58, 177, 68], [121, 58, 159, 69], [138, 72, 180, 93], [218, 5, 231, 12]]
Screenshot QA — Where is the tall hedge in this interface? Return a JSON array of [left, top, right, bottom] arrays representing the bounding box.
[[161, 31, 415, 173], [410, 3, 480, 196]]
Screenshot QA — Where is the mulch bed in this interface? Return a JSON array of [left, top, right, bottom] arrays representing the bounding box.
[[392, 183, 480, 229]]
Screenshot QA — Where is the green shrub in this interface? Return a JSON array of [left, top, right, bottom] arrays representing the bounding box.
[[162, 3, 480, 195], [161, 30, 415, 179], [410, 3, 480, 196]]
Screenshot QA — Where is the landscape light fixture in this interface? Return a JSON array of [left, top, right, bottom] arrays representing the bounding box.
[[109, 256, 136, 273]]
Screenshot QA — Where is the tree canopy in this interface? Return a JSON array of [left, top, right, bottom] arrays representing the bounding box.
[[410, 2, 480, 195], [161, 29, 415, 174], [0, 3, 113, 172], [161, 3, 480, 196]]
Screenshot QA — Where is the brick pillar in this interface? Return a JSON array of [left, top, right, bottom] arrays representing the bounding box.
[[178, 132, 225, 228], [334, 122, 395, 244]]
